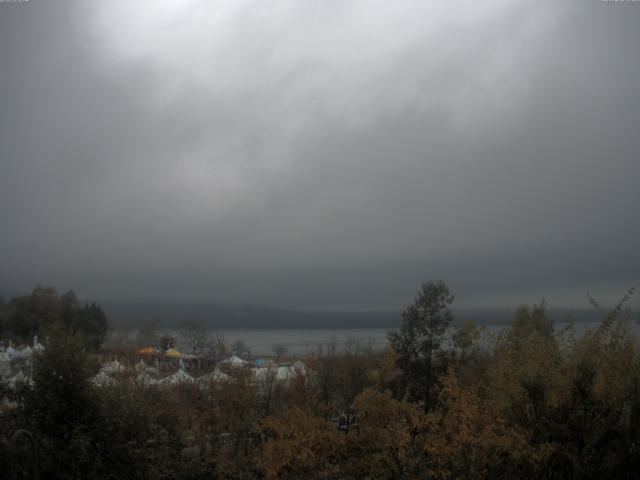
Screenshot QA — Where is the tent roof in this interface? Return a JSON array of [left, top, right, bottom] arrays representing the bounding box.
[[92, 371, 116, 387], [165, 348, 181, 358], [158, 368, 193, 385], [197, 369, 230, 384], [101, 359, 125, 374], [221, 354, 245, 365], [135, 359, 158, 375], [136, 371, 158, 386], [252, 362, 310, 382]]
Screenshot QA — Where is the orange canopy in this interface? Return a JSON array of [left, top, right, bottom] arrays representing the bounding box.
[[137, 347, 156, 355]]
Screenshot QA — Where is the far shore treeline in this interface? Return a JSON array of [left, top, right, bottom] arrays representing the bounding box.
[[0, 285, 108, 349], [1, 285, 611, 332], [1, 282, 639, 479], [99, 301, 607, 330]]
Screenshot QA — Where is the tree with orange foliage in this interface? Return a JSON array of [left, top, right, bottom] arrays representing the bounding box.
[[347, 388, 429, 479], [424, 368, 533, 479], [259, 408, 347, 480]]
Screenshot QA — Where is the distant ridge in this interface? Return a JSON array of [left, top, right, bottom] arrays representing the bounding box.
[[102, 302, 606, 330], [103, 302, 400, 329]]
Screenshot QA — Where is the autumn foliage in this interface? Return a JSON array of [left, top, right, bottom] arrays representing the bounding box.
[[2, 286, 640, 479], [255, 295, 640, 480], [260, 409, 346, 480]]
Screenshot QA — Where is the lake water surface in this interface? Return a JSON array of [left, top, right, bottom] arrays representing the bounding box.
[[109, 320, 640, 356]]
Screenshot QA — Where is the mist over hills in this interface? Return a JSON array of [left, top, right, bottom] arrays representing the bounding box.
[[102, 301, 607, 330], [2, 287, 615, 330]]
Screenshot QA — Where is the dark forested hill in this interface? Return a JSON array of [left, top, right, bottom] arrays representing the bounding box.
[[103, 302, 399, 329]]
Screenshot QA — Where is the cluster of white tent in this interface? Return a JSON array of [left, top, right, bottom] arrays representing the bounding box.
[[2, 347, 310, 391], [90, 357, 310, 389], [90, 358, 232, 388], [0, 338, 45, 386], [220, 355, 247, 368], [1, 339, 45, 362], [91, 369, 117, 387], [252, 361, 310, 382], [88, 359, 125, 387]]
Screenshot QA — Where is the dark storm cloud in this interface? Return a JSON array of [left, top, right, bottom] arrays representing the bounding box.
[[0, 0, 638, 309]]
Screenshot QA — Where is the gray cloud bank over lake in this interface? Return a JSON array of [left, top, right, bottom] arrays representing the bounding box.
[[1, 1, 638, 311]]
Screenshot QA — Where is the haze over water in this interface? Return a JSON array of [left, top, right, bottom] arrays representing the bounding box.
[[108, 320, 640, 356]]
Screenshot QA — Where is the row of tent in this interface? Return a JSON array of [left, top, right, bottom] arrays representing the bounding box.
[[2, 357, 309, 390], [91, 358, 309, 388], [92, 362, 231, 388], [0, 342, 45, 362], [1, 341, 45, 380]]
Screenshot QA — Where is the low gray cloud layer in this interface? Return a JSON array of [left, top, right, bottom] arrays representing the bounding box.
[[1, 1, 638, 309]]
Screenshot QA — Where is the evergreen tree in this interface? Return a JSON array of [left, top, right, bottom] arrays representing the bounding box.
[[17, 324, 100, 478], [388, 280, 454, 411]]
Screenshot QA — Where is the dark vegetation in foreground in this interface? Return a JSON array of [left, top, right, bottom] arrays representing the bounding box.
[[1, 282, 639, 479]]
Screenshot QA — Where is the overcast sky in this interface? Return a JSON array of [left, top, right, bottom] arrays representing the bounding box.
[[0, 0, 638, 310]]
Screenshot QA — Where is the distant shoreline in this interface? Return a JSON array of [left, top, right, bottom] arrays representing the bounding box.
[[104, 302, 608, 330]]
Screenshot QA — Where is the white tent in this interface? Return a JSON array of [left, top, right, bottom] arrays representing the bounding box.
[[136, 371, 158, 387], [135, 359, 148, 371], [91, 370, 116, 387], [157, 368, 194, 386], [135, 359, 158, 375], [197, 369, 230, 388], [101, 359, 125, 375], [6, 346, 19, 360], [252, 367, 275, 383], [291, 360, 309, 376], [273, 361, 310, 382], [221, 355, 246, 367], [253, 361, 309, 383], [276, 366, 293, 381]]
